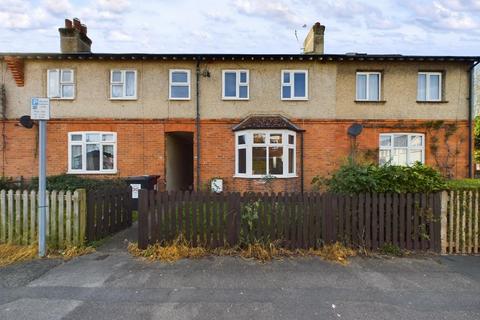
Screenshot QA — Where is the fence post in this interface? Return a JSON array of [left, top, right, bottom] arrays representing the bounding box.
[[440, 191, 448, 254], [138, 189, 149, 249], [77, 189, 87, 246]]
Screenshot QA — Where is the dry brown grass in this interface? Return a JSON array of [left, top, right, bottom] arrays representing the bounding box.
[[129, 240, 357, 265], [50, 246, 96, 260], [0, 244, 38, 267]]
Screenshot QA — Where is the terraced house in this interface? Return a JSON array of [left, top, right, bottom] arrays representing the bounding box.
[[0, 19, 478, 193]]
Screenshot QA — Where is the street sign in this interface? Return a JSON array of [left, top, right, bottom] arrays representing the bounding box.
[[31, 98, 50, 120]]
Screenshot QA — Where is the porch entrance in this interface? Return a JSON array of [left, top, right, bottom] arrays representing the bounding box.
[[166, 132, 194, 191]]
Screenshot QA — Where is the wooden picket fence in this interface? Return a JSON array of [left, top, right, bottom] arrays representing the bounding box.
[[138, 190, 442, 251], [0, 189, 86, 248], [442, 190, 480, 254]]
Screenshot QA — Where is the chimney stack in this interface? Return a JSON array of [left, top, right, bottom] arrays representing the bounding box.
[[303, 22, 325, 54], [59, 18, 92, 53]]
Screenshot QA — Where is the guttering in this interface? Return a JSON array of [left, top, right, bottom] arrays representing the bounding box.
[[468, 60, 480, 178], [300, 132, 304, 194], [195, 60, 201, 190]]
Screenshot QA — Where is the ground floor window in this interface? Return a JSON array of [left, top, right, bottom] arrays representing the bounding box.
[[235, 130, 296, 178], [379, 133, 424, 166], [68, 132, 117, 174]]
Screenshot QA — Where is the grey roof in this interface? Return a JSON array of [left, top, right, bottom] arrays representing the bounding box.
[[232, 115, 305, 132], [0, 53, 478, 63]]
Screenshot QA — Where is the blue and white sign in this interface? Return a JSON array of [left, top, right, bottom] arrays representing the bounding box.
[[31, 98, 50, 120]]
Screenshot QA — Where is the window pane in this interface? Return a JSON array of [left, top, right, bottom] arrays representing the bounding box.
[[112, 84, 123, 98], [393, 135, 408, 147], [238, 135, 245, 145], [86, 133, 101, 142], [410, 135, 423, 147], [283, 72, 290, 83], [270, 134, 282, 144], [48, 70, 60, 97], [288, 148, 294, 174], [239, 85, 248, 98], [288, 135, 294, 144], [86, 144, 100, 171], [240, 72, 247, 83], [379, 150, 391, 165], [238, 148, 246, 174], [282, 85, 291, 99], [417, 74, 426, 101], [429, 74, 440, 100], [293, 72, 306, 97], [71, 145, 82, 170], [61, 70, 73, 83], [356, 74, 367, 100], [102, 145, 114, 170], [112, 71, 122, 83], [62, 84, 74, 98], [171, 85, 189, 98], [368, 74, 379, 100], [102, 134, 115, 142], [125, 71, 135, 96], [71, 134, 82, 141], [380, 135, 391, 147], [224, 72, 237, 97], [392, 149, 407, 165], [252, 147, 266, 175], [269, 147, 283, 175], [409, 149, 423, 165], [172, 71, 188, 83], [253, 133, 265, 143]]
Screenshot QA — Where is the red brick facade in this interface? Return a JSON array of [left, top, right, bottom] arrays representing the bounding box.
[[0, 118, 469, 192]]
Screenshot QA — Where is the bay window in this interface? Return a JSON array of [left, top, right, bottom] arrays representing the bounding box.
[[379, 133, 424, 166], [68, 132, 117, 174], [235, 130, 296, 178]]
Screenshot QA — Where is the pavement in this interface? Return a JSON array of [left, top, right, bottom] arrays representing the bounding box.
[[0, 224, 479, 320]]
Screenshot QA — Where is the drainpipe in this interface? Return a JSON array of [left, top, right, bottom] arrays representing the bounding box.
[[195, 60, 201, 190], [300, 131, 304, 194], [468, 60, 479, 178]]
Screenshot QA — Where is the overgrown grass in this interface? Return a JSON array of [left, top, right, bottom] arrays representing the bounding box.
[[446, 179, 480, 190], [128, 239, 357, 265], [0, 244, 37, 267]]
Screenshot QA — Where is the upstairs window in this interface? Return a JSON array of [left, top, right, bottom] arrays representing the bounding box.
[[356, 72, 381, 101], [169, 69, 191, 100], [68, 132, 117, 174], [281, 70, 308, 100], [47, 69, 75, 99], [110, 70, 137, 99], [235, 130, 296, 178], [379, 133, 424, 166], [223, 70, 249, 100], [417, 72, 442, 101]]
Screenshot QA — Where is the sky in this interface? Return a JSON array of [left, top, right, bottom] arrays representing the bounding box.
[[0, 0, 479, 55]]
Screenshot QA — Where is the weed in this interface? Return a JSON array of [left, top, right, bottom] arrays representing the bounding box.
[[380, 243, 403, 257]]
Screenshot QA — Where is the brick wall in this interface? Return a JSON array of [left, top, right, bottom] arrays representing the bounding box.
[[0, 119, 469, 192]]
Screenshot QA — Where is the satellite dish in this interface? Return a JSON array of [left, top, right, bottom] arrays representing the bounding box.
[[347, 123, 363, 137], [19, 115, 34, 129]]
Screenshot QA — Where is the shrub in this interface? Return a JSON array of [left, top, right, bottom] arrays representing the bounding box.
[[313, 160, 446, 194]]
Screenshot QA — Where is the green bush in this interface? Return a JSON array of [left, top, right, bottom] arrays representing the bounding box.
[[312, 161, 447, 194], [446, 179, 480, 190]]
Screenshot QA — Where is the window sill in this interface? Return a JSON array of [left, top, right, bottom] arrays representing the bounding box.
[[49, 97, 75, 101], [222, 98, 250, 101], [281, 98, 308, 101], [67, 171, 118, 175], [109, 98, 137, 101], [354, 100, 386, 104], [416, 100, 449, 104], [233, 175, 298, 179]]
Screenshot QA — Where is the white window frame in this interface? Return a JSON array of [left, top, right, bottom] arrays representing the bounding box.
[[68, 132, 117, 174], [222, 70, 249, 100], [110, 69, 137, 100], [417, 72, 442, 102], [356, 71, 381, 101], [169, 69, 191, 100], [281, 70, 308, 100], [379, 133, 425, 166], [234, 130, 296, 178], [47, 69, 75, 99]]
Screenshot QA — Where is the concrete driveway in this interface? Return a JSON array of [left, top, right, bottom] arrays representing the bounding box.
[[0, 225, 479, 320]]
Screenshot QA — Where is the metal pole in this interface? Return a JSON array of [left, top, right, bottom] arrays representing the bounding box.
[[38, 120, 46, 257]]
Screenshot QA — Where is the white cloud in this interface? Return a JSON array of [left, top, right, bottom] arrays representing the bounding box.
[[108, 30, 133, 42], [97, 0, 130, 13], [234, 0, 303, 25], [43, 0, 72, 15]]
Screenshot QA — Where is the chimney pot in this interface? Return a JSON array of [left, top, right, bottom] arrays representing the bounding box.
[[80, 24, 87, 35], [303, 22, 325, 54], [65, 19, 72, 28], [73, 18, 81, 31]]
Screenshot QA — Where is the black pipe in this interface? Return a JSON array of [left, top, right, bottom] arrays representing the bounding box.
[[300, 131, 304, 194], [195, 60, 201, 190], [468, 61, 479, 178]]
